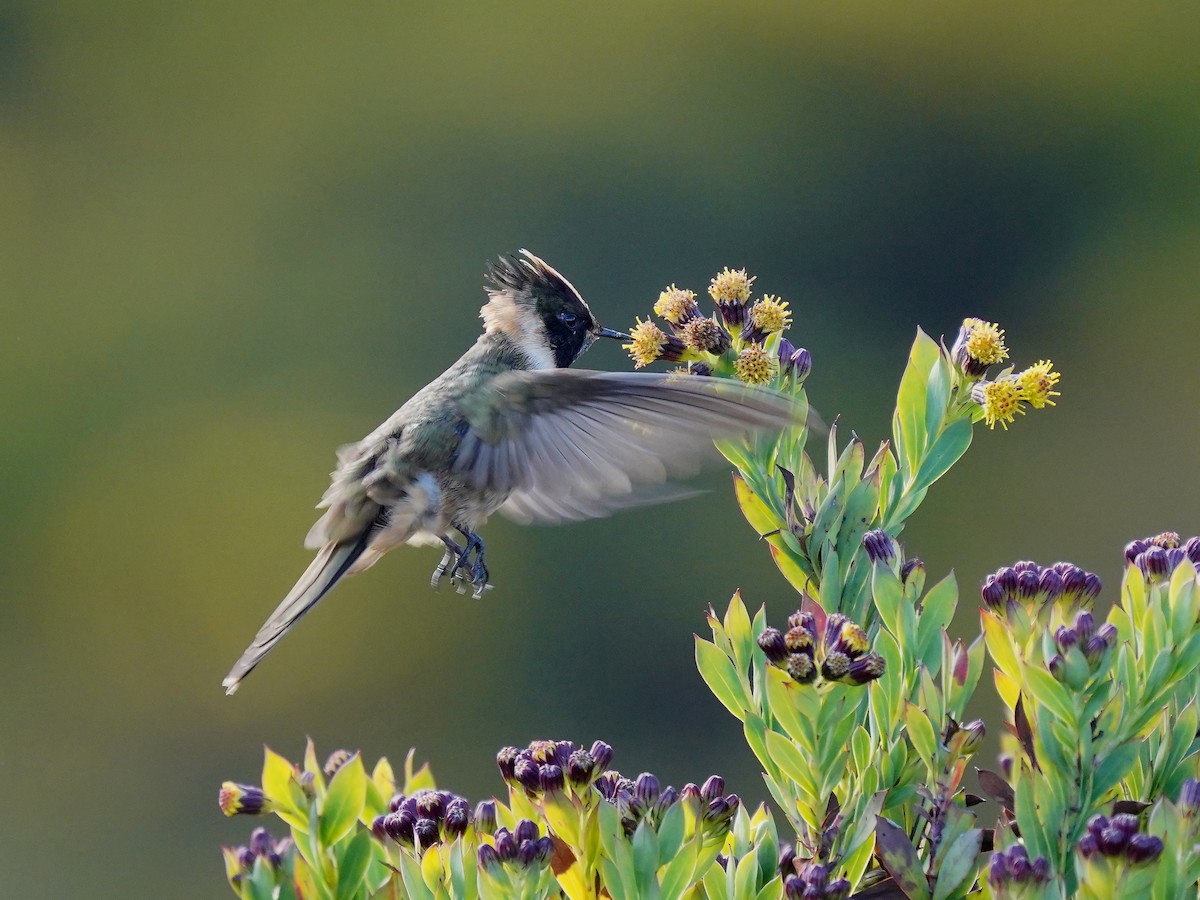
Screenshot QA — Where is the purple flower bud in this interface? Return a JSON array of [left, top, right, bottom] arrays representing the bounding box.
[[496, 747, 520, 782], [1058, 564, 1086, 598], [566, 750, 595, 785], [996, 567, 1019, 594], [473, 800, 497, 833], [1127, 833, 1164, 864], [528, 740, 557, 764], [862, 530, 896, 564], [702, 796, 731, 823], [219, 782, 271, 817], [981, 578, 1005, 610], [517, 840, 539, 868], [1055, 626, 1079, 650], [757, 627, 789, 663], [589, 741, 614, 771], [1031, 857, 1050, 881], [699, 775, 725, 803], [1074, 611, 1096, 640], [371, 815, 389, 842], [1110, 814, 1139, 836], [249, 828, 273, 857], [514, 758, 542, 793], [1016, 569, 1041, 599], [540, 764, 565, 793], [1139, 547, 1170, 580], [787, 610, 815, 632], [901, 557, 925, 588], [634, 772, 660, 805], [1038, 568, 1062, 601], [785, 347, 813, 381], [783, 874, 805, 898], [388, 793, 407, 813], [494, 830, 517, 861], [1013, 560, 1039, 573], [553, 741, 576, 767], [299, 771, 317, 798], [821, 650, 851, 681], [680, 782, 700, 801], [1084, 635, 1111, 666], [477, 844, 500, 869], [1153, 531, 1181, 549], [689, 362, 714, 376], [1125, 539, 1151, 564], [413, 818, 439, 848], [1180, 778, 1200, 812], [444, 800, 469, 837], [1082, 572, 1103, 602], [1047, 655, 1065, 681], [1099, 824, 1127, 855], [536, 836, 555, 865], [1009, 853, 1031, 880], [778, 843, 797, 876], [845, 653, 887, 685], [384, 811, 414, 842], [1077, 832, 1098, 858], [826, 877, 852, 900], [655, 786, 678, 813], [237, 846, 256, 870], [1186, 537, 1200, 565], [415, 791, 444, 821], [514, 819, 539, 844]]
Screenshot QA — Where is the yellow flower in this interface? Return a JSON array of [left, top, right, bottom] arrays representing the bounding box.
[[653, 285, 699, 324], [624, 317, 668, 368], [708, 267, 755, 303], [733, 344, 774, 384], [1016, 360, 1060, 408], [963, 320, 1008, 366], [971, 378, 1025, 430], [750, 295, 792, 333], [837, 622, 870, 656]]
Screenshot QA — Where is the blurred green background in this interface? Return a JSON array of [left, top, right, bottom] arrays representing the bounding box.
[[3, 2, 1199, 895]]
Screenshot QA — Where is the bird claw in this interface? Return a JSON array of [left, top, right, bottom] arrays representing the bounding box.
[[432, 529, 491, 598]]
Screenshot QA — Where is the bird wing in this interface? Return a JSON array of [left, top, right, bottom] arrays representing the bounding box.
[[451, 370, 803, 524]]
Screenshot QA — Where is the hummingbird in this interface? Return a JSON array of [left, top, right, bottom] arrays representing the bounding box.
[[222, 251, 803, 693]]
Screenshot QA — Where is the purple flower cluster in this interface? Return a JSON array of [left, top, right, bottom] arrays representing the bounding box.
[[1077, 813, 1164, 865], [1124, 533, 1200, 583], [371, 789, 472, 848], [776, 337, 813, 381], [987, 844, 1051, 889], [1047, 610, 1118, 687], [496, 739, 613, 797], [477, 819, 555, 871], [227, 826, 293, 881], [980, 560, 1102, 613], [782, 862, 851, 899], [757, 610, 886, 686], [596, 770, 738, 838]]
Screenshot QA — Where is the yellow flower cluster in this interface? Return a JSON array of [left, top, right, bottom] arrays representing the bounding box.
[[624, 318, 668, 369], [972, 360, 1060, 429], [750, 295, 791, 333], [733, 345, 773, 384], [963, 319, 1008, 366], [653, 285, 699, 324], [708, 267, 754, 303]]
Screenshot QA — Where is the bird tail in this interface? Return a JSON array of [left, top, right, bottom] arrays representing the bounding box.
[[222, 535, 369, 695]]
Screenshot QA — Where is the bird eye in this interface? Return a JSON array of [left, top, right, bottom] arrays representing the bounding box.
[[557, 311, 578, 326]]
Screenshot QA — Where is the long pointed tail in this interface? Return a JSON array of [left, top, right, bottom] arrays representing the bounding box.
[[222, 535, 369, 695]]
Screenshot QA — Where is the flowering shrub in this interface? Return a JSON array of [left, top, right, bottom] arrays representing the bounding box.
[[219, 267, 1200, 898]]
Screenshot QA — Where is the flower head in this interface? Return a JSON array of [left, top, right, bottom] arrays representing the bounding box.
[[750, 295, 792, 333], [219, 782, 272, 817], [680, 316, 732, 355], [959, 319, 1009, 368], [709, 267, 754, 304], [971, 378, 1025, 430], [653, 285, 700, 324], [1016, 360, 1061, 408], [734, 344, 774, 384], [624, 318, 691, 368], [777, 338, 812, 381]]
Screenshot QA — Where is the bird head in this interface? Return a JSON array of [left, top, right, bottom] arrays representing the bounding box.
[[482, 250, 629, 368]]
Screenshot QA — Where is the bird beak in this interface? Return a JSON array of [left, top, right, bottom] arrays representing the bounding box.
[[595, 325, 631, 341]]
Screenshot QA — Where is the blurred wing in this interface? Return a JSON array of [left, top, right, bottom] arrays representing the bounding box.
[[451, 370, 803, 524]]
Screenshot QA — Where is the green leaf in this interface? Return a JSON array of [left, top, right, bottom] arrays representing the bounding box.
[[320, 753, 367, 848], [910, 417, 973, 495], [631, 819, 659, 895], [874, 817, 931, 900], [904, 703, 938, 773], [872, 567, 906, 642], [892, 328, 940, 479], [335, 831, 373, 900], [769, 543, 815, 597], [931, 829, 983, 900], [733, 472, 780, 537], [696, 637, 752, 721], [724, 590, 755, 676], [656, 800, 687, 863], [658, 838, 700, 900], [764, 729, 820, 807], [734, 849, 759, 900], [765, 667, 818, 754], [1022, 666, 1077, 729], [262, 746, 310, 833], [1094, 743, 1141, 798]]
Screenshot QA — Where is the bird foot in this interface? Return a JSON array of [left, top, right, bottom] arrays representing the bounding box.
[[431, 531, 491, 597]]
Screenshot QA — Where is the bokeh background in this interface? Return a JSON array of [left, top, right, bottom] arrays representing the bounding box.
[[3, 2, 1199, 895]]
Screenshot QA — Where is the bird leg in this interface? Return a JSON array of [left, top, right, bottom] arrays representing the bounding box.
[[431, 535, 465, 590], [449, 525, 491, 598]]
